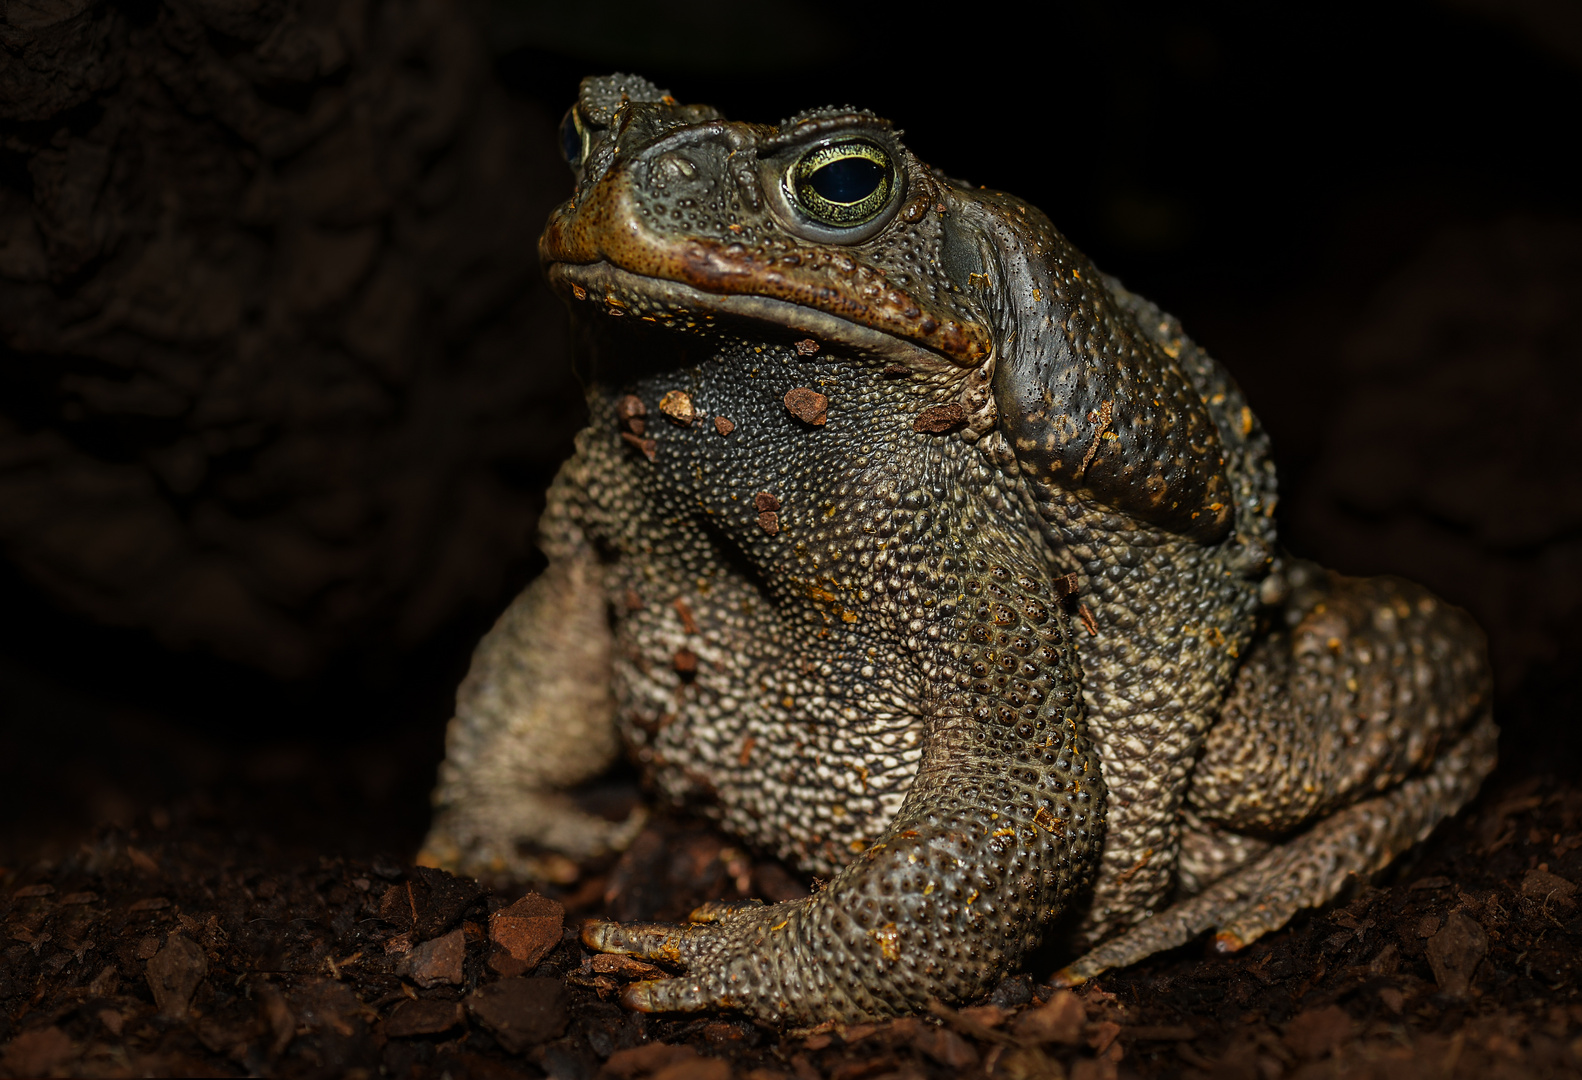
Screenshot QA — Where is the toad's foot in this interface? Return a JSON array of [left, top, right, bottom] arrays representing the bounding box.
[[582, 799, 1090, 1027], [1052, 710, 1495, 986], [420, 799, 647, 882], [581, 842, 983, 1025], [424, 523, 633, 882], [583, 899, 817, 1014]]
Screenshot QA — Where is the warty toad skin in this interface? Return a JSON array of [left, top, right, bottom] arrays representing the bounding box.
[[419, 75, 1496, 1025]]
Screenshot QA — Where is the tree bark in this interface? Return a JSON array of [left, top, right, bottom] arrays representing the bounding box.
[[0, 0, 579, 676]]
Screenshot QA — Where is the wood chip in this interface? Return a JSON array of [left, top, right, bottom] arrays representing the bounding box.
[[146, 933, 207, 1018], [589, 953, 664, 978], [397, 927, 465, 987], [1124, 1023, 1198, 1041], [489, 893, 564, 976], [613, 395, 645, 433], [659, 390, 696, 425], [384, 999, 464, 1038], [1283, 1005, 1354, 1059], [616, 394, 647, 424], [467, 977, 567, 1053], [959, 1004, 1006, 1028], [1079, 603, 1098, 636], [0, 1027, 74, 1077], [603, 1043, 713, 1078], [257, 982, 295, 1056], [621, 432, 657, 461], [794, 339, 820, 355], [917, 1027, 979, 1068], [674, 648, 698, 676], [784, 387, 828, 425], [927, 999, 1017, 1046], [383, 868, 484, 940], [1426, 910, 1487, 998], [1520, 867, 1576, 900], [754, 489, 781, 536], [912, 402, 967, 433], [1087, 1019, 1121, 1054], [713, 416, 735, 436], [1012, 989, 1085, 1044], [86, 965, 118, 997]]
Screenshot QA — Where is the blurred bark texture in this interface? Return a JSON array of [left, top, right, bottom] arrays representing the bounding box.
[[1290, 216, 1582, 692], [0, 0, 579, 676]]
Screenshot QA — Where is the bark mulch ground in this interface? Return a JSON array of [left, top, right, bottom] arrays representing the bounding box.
[[2, 766, 1579, 1079]]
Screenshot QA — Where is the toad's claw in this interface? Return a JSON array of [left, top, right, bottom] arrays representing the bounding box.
[[581, 918, 689, 963], [1212, 930, 1247, 954], [622, 977, 736, 1013], [585, 909, 786, 1015], [620, 980, 663, 1013]]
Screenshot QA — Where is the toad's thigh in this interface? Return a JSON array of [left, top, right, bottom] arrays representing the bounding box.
[[1188, 561, 1492, 833]]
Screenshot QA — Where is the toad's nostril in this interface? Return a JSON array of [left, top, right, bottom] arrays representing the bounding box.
[[654, 152, 699, 185]]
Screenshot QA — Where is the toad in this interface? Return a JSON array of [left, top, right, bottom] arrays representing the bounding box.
[[420, 75, 1494, 1025]]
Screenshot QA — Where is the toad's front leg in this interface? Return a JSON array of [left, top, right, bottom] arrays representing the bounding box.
[[585, 570, 1107, 1025], [586, 714, 1104, 1024]]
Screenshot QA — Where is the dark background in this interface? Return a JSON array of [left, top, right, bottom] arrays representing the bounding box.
[[2, 0, 1580, 869]]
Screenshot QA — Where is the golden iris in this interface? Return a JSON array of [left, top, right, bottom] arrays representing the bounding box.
[[790, 142, 893, 227]]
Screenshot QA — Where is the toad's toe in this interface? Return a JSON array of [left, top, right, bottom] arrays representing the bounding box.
[[581, 919, 689, 964]]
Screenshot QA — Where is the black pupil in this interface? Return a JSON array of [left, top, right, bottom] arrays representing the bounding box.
[[809, 156, 885, 204], [560, 111, 582, 166]]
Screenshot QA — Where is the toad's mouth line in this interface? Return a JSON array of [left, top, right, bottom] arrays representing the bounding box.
[[545, 261, 975, 375]]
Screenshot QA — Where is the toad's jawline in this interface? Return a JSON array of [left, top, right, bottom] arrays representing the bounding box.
[[545, 261, 983, 374]]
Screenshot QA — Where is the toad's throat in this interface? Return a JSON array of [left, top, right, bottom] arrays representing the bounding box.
[[541, 184, 991, 366], [546, 261, 979, 375]]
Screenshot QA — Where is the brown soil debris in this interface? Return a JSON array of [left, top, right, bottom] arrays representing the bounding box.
[[912, 403, 967, 433], [490, 893, 566, 975], [784, 388, 829, 425], [13, 773, 1577, 1078]]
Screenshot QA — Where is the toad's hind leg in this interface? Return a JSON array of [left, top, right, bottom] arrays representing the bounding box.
[[1056, 562, 1496, 983], [420, 505, 641, 881]]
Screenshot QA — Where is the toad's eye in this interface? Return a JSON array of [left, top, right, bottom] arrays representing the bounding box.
[[789, 141, 894, 227], [560, 107, 588, 169]]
